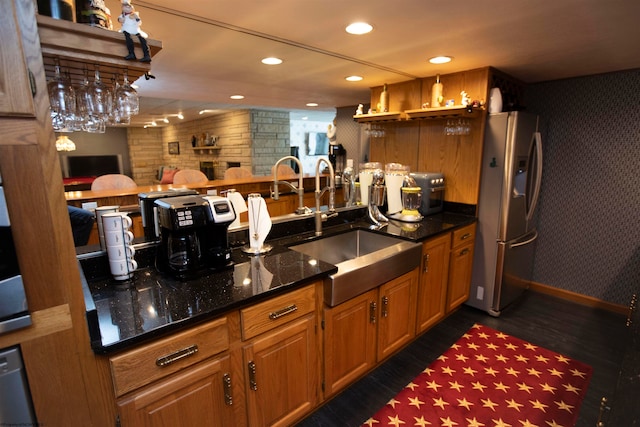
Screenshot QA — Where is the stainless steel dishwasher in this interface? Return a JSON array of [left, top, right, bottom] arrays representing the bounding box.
[[0, 346, 36, 424]]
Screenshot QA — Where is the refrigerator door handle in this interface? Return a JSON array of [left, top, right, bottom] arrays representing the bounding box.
[[508, 229, 538, 249], [525, 131, 543, 223]]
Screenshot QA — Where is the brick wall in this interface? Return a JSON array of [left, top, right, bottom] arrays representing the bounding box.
[[128, 109, 291, 184]]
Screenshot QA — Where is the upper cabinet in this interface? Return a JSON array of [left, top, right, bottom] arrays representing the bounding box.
[[0, 1, 36, 117], [36, 14, 162, 88]]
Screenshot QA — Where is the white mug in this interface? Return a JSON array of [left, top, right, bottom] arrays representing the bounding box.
[[109, 258, 138, 280], [104, 229, 134, 246], [101, 212, 132, 232], [106, 244, 135, 261], [95, 206, 119, 250]]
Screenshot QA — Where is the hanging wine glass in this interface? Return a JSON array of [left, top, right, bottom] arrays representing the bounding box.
[[115, 70, 139, 125], [76, 68, 100, 133], [47, 59, 76, 132], [88, 65, 111, 132]]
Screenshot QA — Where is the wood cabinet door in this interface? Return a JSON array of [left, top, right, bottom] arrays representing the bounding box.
[[323, 289, 377, 397], [447, 240, 475, 312], [243, 314, 318, 427], [377, 269, 418, 361], [117, 355, 241, 427], [416, 233, 451, 333], [0, 1, 35, 117]]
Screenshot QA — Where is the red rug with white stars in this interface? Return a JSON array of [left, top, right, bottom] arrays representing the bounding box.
[[362, 324, 592, 427]]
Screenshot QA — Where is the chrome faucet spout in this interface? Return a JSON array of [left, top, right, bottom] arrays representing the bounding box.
[[272, 156, 307, 214], [314, 158, 337, 236]]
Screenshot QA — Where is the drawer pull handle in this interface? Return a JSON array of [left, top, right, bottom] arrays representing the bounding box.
[[459, 248, 470, 256], [269, 304, 298, 320], [460, 233, 472, 240], [248, 361, 257, 391], [223, 373, 233, 405], [155, 345, 199, 367]]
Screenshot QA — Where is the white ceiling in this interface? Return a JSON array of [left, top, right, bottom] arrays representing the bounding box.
[[102, 0, 640, 127]]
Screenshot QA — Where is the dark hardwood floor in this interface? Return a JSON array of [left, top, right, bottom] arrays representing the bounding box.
[[297, 291, 628, 427]]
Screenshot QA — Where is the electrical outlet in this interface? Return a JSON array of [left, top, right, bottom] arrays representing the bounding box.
[[476, 286, 484, 300]]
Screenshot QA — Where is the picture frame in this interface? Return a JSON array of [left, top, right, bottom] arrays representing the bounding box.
[[168, 141, 180, 155], [306, 132, 329, 156]]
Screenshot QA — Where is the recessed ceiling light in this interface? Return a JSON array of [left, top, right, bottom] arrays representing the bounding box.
[[306, 103, 319, 107], [346, 75, 363, 82], [429, 56, 452, 64], [230, 95, 245, 100], [346, 22, 373, 35], [261, 57, 283, 65]]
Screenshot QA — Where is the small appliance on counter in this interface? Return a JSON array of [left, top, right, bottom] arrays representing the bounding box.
[[328, 144, 346, 185], [154, 195, 236, 279], [139, 189, 198, 240], [410, 172, 445, 216]]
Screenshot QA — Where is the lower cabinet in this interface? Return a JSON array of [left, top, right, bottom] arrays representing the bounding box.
[[446, 223, 477, 312], [242, 314, 318, 427], [117, 355, 237, 426], [416, 233, 451, 333], [323, 269, 418, 397]]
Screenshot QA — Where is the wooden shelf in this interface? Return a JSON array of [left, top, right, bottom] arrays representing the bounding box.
[[193, 146, 221, 154], [404, 105, 483, 120], [353, 111, 403, 123], [37, 14, 162, 88]]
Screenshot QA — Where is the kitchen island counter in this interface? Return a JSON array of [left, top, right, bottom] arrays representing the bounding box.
[[80, 208, 475, 354]]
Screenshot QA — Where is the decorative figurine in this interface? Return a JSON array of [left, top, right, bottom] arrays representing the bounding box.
[[355, 104, 364, 115], [118, 0, 151, 63], [460, 91, 470, 106]]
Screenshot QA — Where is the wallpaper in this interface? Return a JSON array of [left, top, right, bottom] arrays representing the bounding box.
[[525, 69, 640, 306]]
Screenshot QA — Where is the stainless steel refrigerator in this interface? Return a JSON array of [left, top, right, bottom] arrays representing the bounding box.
[[467, 111, 543, 316]]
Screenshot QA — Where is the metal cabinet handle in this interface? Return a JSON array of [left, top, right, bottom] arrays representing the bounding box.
[[248, 361, 257, 391], [269, 304, 298, 320], [460, 233, 472, 241], [597, 396, 609, 426], [155, 345, 199, 367], [381, 296, 389, 318], [459, 248, 470, 256], [223, 373, 233, 405], [422, 253, 430, 273], [369, 302, 377, 324]]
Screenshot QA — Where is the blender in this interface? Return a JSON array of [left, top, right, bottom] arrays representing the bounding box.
[[384, 163, 409, 216], [388, 175, 424, 222]]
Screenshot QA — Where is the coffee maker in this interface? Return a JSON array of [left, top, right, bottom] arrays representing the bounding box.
[[155, 195, 236, 279], [139, 189, 198, 240], [328, 144, 346, 185]]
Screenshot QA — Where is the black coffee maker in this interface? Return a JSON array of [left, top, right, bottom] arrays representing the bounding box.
[[139, 189, 198, 240], [155, 195, 236, 279], [328, 144, 346, 184]]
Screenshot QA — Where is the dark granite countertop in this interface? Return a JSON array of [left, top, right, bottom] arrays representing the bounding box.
[[80, 207, 475, 354]]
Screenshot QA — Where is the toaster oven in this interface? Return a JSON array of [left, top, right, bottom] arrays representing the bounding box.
[[410, 172, 445, 216]]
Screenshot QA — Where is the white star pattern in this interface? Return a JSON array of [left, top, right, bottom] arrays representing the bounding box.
[[362, 324, 591, 427]]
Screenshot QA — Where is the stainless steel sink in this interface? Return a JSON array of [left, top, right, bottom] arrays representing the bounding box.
[[289, 230, 421, 306]]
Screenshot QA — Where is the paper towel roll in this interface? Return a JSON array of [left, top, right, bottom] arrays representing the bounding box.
[[227, 190, 247, 228], [248, 194, 271, 251]]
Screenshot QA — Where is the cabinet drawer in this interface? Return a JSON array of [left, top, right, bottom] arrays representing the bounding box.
[[241, 285, 316, 340], [451, 223, 476, 249], [110, 316, 229, 397]]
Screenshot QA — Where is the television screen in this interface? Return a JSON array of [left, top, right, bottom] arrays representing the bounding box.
[[307, 132, 329, 156], [64, 155, 123, 178]]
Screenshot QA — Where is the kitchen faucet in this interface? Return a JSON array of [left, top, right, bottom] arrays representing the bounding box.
[[314, 158, 337, 236], [272, 156, 308, 214]]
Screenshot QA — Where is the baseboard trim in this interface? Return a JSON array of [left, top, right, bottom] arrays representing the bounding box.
[[529, 282, 628, 315]]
